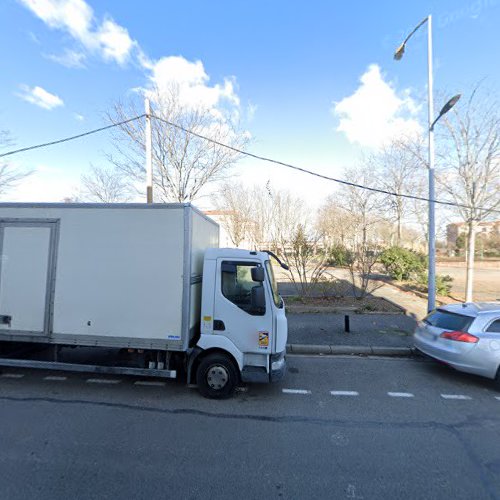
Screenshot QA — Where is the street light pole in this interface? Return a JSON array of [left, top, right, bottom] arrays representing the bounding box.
[[395, 15, 436, 313], [426, 15, 436, 314], [395, 17, 461, 313]]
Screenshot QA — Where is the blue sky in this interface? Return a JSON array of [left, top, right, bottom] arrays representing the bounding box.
[[1, 0, 499, 206]]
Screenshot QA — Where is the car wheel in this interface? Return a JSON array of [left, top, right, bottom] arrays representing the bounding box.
[[196, 353, 238, 399]]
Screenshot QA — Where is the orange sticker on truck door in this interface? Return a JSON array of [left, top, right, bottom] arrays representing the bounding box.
[[258, 331, 269, 348]]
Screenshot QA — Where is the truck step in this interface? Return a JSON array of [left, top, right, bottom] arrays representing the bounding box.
[[0, 358, 177, 379]]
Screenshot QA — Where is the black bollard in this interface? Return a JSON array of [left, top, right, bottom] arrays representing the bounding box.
[[344, 314, 350, 333]]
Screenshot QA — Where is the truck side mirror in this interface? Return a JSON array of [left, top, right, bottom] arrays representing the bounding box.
[[251, 266, 265, 282], [251, 285, 266, 314]]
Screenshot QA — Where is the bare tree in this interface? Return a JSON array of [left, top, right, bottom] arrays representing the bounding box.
[[285, 223, 330, 297], [334, 167, 385, 297], [0, 130, 32, 196], [367, 136, 427, 245], [264, 187, 331, 296], [107, 85, 248, 203], [79, 165, 131, 203], [316, 196, 353, 248], [346, 240, 382, 299], [246, 184, 274, 249], [340, 166, 385, 247], [438, 86, 500, 301], [212, 181, 254, 247]]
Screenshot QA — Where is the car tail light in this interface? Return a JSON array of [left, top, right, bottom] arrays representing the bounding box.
[[440, 331, 479, 343]]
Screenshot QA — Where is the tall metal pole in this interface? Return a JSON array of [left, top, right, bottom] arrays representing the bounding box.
[[426, 15, 436, 313], [145, 97, 153, 204]]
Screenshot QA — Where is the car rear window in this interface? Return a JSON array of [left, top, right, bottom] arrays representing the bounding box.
[[424, 310, 474, 332]]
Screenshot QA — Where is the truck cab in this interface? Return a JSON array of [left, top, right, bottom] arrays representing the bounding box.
[[193, 248, 287, 398]]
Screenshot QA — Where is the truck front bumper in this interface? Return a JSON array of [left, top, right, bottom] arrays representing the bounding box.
[[270, 351, 287, 382]]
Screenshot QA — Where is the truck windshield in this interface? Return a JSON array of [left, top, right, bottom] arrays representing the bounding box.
[[265, 261, 282, 308]]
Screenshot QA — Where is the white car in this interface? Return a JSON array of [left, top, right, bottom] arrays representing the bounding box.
[[414, 302, 500, 387]]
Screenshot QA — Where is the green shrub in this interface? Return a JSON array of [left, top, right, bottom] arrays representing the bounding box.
[[325, 244, 351, 267], [379, 246, 426, 281], [415, 272, 453, 297]]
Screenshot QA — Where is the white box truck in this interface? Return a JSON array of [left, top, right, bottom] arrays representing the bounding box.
[[0, 203, 288, 398]]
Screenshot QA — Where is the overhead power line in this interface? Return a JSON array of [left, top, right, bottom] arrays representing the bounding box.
[[0, 115, 145, 159], [0, 111, 498, 214], [151, 114, 500, 215]]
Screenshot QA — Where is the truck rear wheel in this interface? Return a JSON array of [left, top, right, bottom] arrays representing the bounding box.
[[196, 353, 238, 399]]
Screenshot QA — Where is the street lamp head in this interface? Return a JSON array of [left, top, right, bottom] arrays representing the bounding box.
[[394, 43, 405, 60], [439, 94, 461, 116], [430, 94, 462, 131]]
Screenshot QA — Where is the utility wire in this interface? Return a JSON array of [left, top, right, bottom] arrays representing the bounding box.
[[0, 115, 145, 159], [0, 111, 498, 214], [151, 114, 500, 214]]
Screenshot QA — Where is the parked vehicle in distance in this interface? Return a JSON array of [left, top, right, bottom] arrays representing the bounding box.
[[414, 302, 500, 387], [0, 203, 288, 398]]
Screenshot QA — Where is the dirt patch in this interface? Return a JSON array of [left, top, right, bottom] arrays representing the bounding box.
[[285, 296, 404, 314]]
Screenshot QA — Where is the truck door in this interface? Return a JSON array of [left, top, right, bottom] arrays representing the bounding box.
[[213, 259, 273, 356], [0, 220, 58, 336]]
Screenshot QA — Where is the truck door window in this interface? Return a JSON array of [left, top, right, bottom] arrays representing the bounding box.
[[221, 261, 265, 316]]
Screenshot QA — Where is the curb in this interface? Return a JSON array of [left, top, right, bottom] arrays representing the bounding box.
[[286, 343, 419, 357]]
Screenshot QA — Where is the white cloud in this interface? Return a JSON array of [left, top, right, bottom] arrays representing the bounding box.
[[20, 1, 242, 123], [46, 48, 86, 68], [95, 18, 134, 64], [147, 56, 240, 115], [333, 64, 422, 148], [18, 85, 64, 110], [73, 113, 84, 121], [19, 0, 136, 65]]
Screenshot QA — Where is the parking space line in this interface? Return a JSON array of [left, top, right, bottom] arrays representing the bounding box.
[[86, 378, 121, 385], [134, 381, 166, 387], [43, 375, 67, 381], [0, 373, 24, 379], [330, 390, 359, 396], [388, 392, 414, 398], [441, 394, 472, 400], [282, 388, 311, 395]]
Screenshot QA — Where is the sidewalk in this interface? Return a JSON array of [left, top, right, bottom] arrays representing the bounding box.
[[286, 313, 418, 356], [370, 281, 428, 319]]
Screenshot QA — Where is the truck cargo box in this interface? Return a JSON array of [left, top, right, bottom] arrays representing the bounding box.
[[0, 203, 218, 351]]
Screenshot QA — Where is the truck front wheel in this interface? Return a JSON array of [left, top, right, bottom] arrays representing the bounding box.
[[196, 353, 238, 399]]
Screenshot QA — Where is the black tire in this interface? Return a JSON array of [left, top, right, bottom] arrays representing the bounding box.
[[196, 353, 239, 399]]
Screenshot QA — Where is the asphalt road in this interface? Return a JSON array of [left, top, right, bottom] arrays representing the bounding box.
[[1, 356, 500, 499]]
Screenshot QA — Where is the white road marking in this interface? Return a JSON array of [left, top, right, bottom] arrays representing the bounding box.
[[0, 373, 24, 379], [441, 394, 472, 400], [86, 378, 121, 385], [495, 396, 500, 401], [282, 388, 311, 395], [134, 381, 166, 387], [330, 390, 359, 396], [388, 392, 414, 398], [43, 375, 67, 381]]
